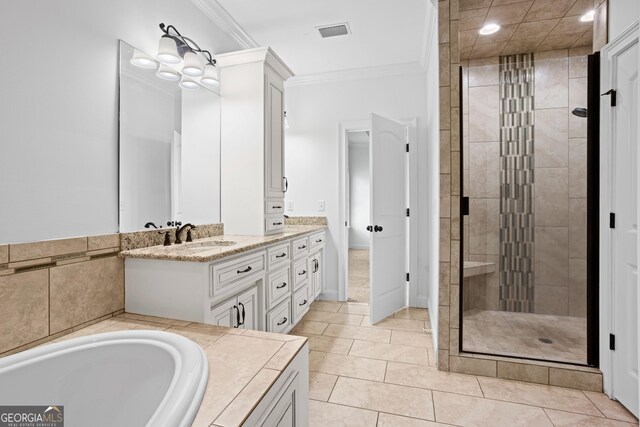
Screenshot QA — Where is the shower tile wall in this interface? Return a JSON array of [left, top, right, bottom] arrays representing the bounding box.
[[463, 47, 590, 317]]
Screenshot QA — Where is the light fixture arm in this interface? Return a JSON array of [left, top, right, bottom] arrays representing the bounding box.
[[159, 23, 216, 65]]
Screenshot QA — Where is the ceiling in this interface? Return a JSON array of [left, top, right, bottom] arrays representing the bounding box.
[[214, 0, 429, 76], [460, 0, 593, 60]]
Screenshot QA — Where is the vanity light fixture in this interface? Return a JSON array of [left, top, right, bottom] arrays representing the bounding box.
[[130, 49, 156, 69], [580, 10, 595, 22], [156, 23, 218, 87], [479, 23, 500, 35], [179, 76, 200, 90], [156, 64, 180, 81]]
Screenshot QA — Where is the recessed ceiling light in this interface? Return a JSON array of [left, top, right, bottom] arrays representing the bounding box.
[[479, 23, 500, 35], [580, 10, 595, 22]]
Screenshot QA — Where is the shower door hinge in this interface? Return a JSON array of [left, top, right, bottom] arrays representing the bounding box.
[[601, 89, 617, 106], [406, 273, 410, 282], [610, 333, 615, 350], [406, 143, 409, 152], [610, 212, 616, 229]]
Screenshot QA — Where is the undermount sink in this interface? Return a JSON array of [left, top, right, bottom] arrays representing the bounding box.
[[185, 240, 236, 248]]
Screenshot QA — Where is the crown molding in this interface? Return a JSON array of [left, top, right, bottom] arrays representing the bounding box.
[[190, 0, 259, 50], [216, 47, 295, 80], [286, 62, 426, 87]]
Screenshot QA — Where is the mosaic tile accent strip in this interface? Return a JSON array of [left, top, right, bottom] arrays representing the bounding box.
[[498, 54, 535, 313]]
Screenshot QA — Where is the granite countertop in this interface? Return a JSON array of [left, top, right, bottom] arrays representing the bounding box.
[[119, 225, 327, 262], [45, 313, 307, 427]]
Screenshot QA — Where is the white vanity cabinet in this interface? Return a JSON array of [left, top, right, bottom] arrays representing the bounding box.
[[308, 231, 326, 299], [209, 286, 259, 330], [217, 47, 294, 236]]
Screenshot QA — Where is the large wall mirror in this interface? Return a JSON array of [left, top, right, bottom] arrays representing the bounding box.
[[118, 41, 221, 232]]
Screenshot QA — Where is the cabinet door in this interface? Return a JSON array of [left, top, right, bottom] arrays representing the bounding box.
[[313, 251, 323, 298], [238, 286, 259, 330], [209, 297, 238, 328], [259, 372, 299, 427], [265, 68, 285, 198]]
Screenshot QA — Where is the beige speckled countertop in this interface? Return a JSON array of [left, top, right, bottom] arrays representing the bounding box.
[[45, 313, 307, 427], [119, 225, 327, 262]]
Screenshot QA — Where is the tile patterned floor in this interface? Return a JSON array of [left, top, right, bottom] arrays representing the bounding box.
[[293, 301, 638, 427], [463, 309, 587, 364], [348, 249, 370, 303]]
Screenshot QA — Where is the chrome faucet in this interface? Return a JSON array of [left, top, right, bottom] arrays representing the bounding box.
[[175, 223, 196, 244]]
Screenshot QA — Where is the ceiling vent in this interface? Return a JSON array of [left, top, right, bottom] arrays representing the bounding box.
[[317, 23, 351, 38]]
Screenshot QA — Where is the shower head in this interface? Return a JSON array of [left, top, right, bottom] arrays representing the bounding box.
[[572, 107, 587, 118]]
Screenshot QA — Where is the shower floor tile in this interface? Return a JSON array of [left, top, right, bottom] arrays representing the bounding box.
[[462, 310, 587, 364]]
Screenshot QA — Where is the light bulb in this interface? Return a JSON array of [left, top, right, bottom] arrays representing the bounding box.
[[182, 51, 204, 77], [156, 35, 181, 64], [130, 49, 156, 69], [179, 76, 200, 90], [580, 10, 595, 22], [156, 64, 180, 81], [201, 63, 219, 86], [479, 23, 500, 35]]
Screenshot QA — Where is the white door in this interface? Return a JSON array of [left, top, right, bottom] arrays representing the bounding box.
[[369, 114, 408, 323], [604, 23, 639, 417]]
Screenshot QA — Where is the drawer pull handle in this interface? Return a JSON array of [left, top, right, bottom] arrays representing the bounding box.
[[234, 305, 240, 328], [298, 245, 306, 249], [277, 317, 288, 326], [238, 302, 246, 326], [237, 266, 252, 274], [298, 270, 306, 276], [299, 299, 308, 306], [277, 282, 287, 289], [273, 222, 283, 226], [315, 239, 323, 243], [273, 205, 282, 209], [276, 253, 287, 258]]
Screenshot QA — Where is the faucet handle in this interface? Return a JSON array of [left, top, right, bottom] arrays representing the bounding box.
[[186, 229, 194, 242], [158, 231, 172, 246]]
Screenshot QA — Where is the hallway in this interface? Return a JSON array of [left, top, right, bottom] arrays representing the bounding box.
[[348, 249, 370, 303]]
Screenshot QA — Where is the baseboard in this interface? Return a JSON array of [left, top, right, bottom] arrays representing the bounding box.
[[319, 290, 340, 301], [348, 245, 370, 250]]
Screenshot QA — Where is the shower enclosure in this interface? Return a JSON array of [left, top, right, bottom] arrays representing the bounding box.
[[460, 49, 597, 365]]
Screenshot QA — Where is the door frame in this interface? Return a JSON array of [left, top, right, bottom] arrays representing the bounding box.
[[338, 118, 418, 306], [599, 20, 639, 398]]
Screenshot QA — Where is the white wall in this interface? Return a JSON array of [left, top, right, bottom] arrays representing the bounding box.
[[0, 0, 241, 244], [348, 144, 370, 249], [284, 70, 431, 303], [609, 0, 640, 42]]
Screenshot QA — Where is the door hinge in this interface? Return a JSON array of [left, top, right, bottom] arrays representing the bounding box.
[[610, 212, 615, 229], [610, 333, 615, 350], [406, 208, 410, 217], [406, 273, 410, 282], [406, 143, 409, 152], [601, 89, 617, 106]]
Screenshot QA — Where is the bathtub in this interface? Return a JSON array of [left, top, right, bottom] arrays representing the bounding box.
[[0, 330, 208, 427]]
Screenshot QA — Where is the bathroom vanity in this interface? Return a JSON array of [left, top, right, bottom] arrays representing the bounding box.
[[121, 225, 325, 334]]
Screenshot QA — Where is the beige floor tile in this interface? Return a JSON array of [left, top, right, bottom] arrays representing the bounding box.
[[295, 333, 353, 355], [165, 326, 223, 348], [309, 371, 338, 401], [478, 377, 601, 416], [377, 413, 447, 427], [119, 312, 191, 327], [427, 348, 437, 367], [385, 362, 483, 397], [309, 351, 387, 382], [394, 307, 429, 320], [544, 409, 639, 426], [309, 301, 344, 313], [370, 317, 426, 332], [323, 324, 391, 343], [291, 320, 329, 335], [390, 330, 434, 349], [583, 391, 639, 423], [349, 340, 429, 365], [303, 309, 364, 325], [349, 287, 370, 303], [339, 303, 371, 316], [433, 391, 553, 426], [329, 377, 434, 420], [308, 400, 378, 427]]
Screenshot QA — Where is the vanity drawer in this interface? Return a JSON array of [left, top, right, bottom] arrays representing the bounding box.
[[266, 200, 285, 214], [292, 283, 310, 323], [267, 243, 290, 269], [292, 236, 309, 259], [266, 298, 291, 334], [309, 231, 326, 249], [265, 214, 285, 232], [267, 267, 291, 309], [210, 252, 266, 297], [292, 258, 308, 290]]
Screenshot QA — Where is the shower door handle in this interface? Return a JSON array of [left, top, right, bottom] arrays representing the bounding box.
[[462, 197, 470, 216]]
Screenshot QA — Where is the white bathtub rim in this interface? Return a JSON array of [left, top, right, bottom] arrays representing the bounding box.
[[0, 330, 209, 427]]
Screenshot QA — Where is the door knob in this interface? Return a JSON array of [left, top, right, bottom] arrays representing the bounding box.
[[366, 225, 373, 232], [374, 225, 383, 232]]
